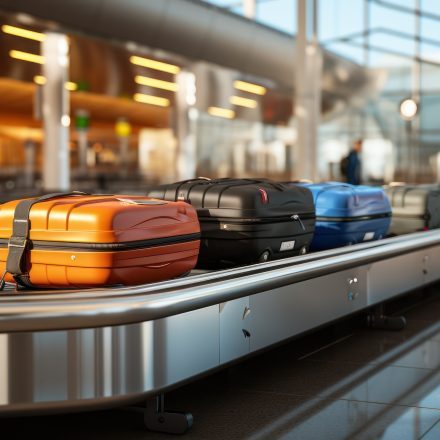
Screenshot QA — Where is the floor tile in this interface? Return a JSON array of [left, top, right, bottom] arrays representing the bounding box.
[[420, 420, 440, 439], [247, 398, 440, 440], [400, 302, 440, 323]]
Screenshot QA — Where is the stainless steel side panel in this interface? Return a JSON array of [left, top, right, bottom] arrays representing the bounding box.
[[424, 246, 440, 285], [219, 297, 251, 364], [367, 251, 425, 305], [249, 267, 367, 353], [0, 306, 219, 414]]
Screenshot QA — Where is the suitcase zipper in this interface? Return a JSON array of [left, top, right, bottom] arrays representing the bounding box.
[[316, 212, 391, 222], [291, 214, 306, 231], [200, 212, 315, 225], [0, 232, 201, 252]]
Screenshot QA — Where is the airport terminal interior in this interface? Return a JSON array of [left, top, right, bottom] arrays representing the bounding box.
[[2, 0, 440, 439]]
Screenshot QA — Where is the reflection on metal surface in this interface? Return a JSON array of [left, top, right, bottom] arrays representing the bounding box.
[[0, 306, 220, 414], [9, 49, 44, 64], [133, 93, 170, 107], [0, 335, 7, 405], [208, 106, 235, 119], [1, 24, 45, 41], [233, 80, 266, 95], [129, 55, 180, 74]]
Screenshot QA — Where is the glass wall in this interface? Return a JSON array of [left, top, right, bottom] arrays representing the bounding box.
[[205, 0, 297, 34], [206, 0, 440, 184], [320, 0, 440, 183]]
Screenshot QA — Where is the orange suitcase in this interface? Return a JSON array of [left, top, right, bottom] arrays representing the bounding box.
[[0, 192, 200, 289]]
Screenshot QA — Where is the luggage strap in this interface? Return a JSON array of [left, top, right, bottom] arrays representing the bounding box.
[[0, 191, 90, 290]]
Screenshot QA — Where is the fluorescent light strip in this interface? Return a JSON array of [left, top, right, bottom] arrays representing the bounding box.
[[65, 81, 78, 91], [208, 107, 235, 119], [233, 80, 266, 96], [2, 24, 45, 42], [34, 76, 78, 91], [130, 55, 180, 74], [230, 95, 258, 109], [34, 75, 46, 85], [134, 75, 178, 92], [10, 50, 44, 64], [133, 93, 170, 107]]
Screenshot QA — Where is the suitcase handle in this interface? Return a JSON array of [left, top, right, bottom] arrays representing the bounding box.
[[1, 191, 92, 290], [238, 178, 286, 191], [315, 184, 360, 205], [176, 177, 285, 191], [205, 178, 286, 192], [175, 177, 212, 185]]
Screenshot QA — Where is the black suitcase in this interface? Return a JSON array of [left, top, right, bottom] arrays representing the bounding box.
[[146, 178, 316, 268]]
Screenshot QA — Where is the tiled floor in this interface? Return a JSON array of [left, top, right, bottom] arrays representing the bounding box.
[[3, 287, 440, 439]]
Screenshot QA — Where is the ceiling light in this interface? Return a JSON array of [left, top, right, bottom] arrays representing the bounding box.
[[10, 49, 44, 64], [65, 81, 78, 91], [2, 24, 45, 41], [233, 80, 266, 95], [133, 93, 170, 107], [130, 55, 180, 74], [399, 98, 418, 121], [208, 107, 235, 119], [34, 75, 46, 85], [134, 75, 178, 92], [33, 75, 78, 91], [230, 95, 258, 109]]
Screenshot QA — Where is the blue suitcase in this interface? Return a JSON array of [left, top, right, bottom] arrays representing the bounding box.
[[298, 182, 392, 251]]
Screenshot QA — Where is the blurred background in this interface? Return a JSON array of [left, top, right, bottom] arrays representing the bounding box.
[[0, 0, 438, 195]]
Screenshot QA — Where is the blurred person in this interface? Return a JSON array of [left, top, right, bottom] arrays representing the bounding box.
[[341, 139, 362, 185]]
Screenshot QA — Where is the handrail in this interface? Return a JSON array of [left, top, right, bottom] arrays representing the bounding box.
[[0, 230, 439, 333], [0, 231, 419, 303]]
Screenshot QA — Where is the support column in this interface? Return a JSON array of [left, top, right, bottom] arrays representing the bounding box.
[[294, 0, 322, 181], [175, 71, 197, 181], [410, 0, 421, 183], [42, 33, 70, 190], [243, 0, 256, 19]]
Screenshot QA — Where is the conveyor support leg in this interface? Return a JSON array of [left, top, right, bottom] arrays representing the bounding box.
[[144, 394, 193, 434], [367, 304, 406, 331]]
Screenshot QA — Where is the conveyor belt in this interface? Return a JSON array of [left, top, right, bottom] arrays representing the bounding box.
[[1, 230, 440, 417], [0, 230, 439, 333]]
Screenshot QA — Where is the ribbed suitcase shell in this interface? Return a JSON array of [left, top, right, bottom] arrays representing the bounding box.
[[385, 184, 440, 235], [300, 183, 391, 250], [0, 195, 200, 288], [147, 178, 315, 267]]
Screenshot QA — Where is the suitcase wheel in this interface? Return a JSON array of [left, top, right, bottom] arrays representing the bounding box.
[[299, 246, 308, 255], [258, 251, 270, 263]]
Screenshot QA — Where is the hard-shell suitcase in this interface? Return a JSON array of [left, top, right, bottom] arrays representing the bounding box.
[[294, 182, 391, 251], [384, 184, 440, 235], [146, 178, 316, 268], [0, 192, 200, 289]]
